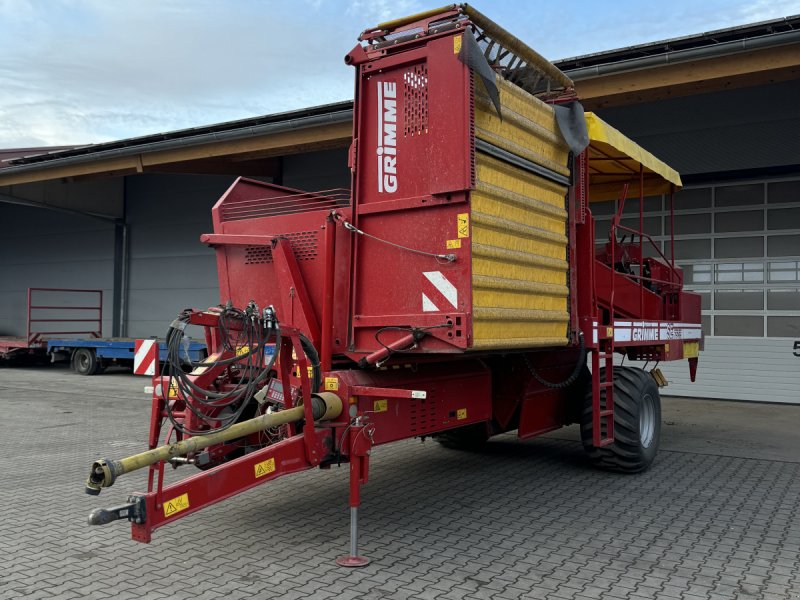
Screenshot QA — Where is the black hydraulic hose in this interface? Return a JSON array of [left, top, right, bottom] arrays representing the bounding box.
[[523, 332, 586, 389], [161, 306, 280, 436], [299, 333, 322, 393]]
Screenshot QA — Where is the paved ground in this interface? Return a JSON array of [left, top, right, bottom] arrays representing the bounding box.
[[1, 364, 798, 600]]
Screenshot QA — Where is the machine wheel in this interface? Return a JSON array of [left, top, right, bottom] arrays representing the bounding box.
[[434, 422, 490, 450], [72, 348, 99, 376], [580, 366, 660, 473]]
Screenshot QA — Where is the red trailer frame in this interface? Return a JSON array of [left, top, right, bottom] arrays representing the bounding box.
[[0, 287, 102, 356]]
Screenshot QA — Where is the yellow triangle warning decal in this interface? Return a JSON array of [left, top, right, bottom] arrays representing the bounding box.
[[254, 458, 276, 479], [163, 493, 189, 518]]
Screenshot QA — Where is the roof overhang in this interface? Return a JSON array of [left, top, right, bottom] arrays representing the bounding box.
[[0, 104, 353, 187], [559, 18, 800, 110]]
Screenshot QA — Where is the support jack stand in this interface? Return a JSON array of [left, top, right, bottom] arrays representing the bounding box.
[[336, 419, 373, 567], [336, 507, 370, 567]]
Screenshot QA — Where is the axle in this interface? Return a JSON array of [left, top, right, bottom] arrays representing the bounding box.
[[84, 392, 342, 495]]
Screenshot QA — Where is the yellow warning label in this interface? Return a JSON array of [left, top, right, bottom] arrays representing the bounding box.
[[453, 35, 462, 54], [168, 382, 179, 398], [457, 213, 470, 238], [446, 239, 462, 249], [456, 213, 469, 238], [294, 366, 314, 379], [163, 493, 189, 517], [373, 399, 388, 413], [254, 458, 276, 479], [683, 342, 699, 359], [236, 345, 251, 357], [456, 408, 467, 420], [324, 377, 339, 391]]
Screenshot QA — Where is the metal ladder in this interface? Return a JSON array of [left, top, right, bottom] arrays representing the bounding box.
[[592, 215, 618, 448], [591, 329, 615, 447]]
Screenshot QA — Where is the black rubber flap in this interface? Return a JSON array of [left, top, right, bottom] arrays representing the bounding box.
[[459, 31, 502, 119], [554, 101, 590, 155]]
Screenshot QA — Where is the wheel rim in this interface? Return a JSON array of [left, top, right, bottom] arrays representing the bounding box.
[[640, 392, 656, 448], [77, 352, 89, 370]]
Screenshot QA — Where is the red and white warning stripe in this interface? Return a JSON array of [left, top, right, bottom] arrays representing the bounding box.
[[133, 339, 158, 376], [422, 271, 458, 312]]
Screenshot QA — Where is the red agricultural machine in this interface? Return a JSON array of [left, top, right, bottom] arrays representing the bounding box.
[[85, 5, 702, 566]]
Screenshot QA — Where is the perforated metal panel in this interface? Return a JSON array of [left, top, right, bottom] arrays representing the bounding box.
[[243, 231, 319, 265], [403, 64, 428, 136]]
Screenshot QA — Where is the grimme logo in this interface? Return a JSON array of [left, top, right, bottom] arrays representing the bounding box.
[[377, 81, 398, 193]]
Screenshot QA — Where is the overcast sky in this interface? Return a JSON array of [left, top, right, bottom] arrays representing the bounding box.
[[1, 0, 798, 148]]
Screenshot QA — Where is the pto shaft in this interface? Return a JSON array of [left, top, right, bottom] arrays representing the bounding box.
[[85, 392, 341, 495]]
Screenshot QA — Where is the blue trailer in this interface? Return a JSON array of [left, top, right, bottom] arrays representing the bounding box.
[[47, 338, 207, 375]]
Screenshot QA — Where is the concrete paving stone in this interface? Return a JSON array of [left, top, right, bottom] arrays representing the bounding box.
[[4, 368, 800, 600]]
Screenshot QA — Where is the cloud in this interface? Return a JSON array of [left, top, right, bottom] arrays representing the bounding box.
[[0, 0, 357, 145], [737, 0, 800, 21]]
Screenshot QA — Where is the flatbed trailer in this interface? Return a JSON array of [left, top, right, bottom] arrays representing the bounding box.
[[0, 288, 206, 374], [84, 5, 703, 567], [47, 338, 207, 375]]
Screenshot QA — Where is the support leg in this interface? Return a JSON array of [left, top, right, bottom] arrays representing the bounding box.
[[336, 424, 371, 567]]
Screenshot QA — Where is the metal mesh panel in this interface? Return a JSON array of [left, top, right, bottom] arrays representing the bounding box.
[[244, 231, 319, 264], [403, 64, 428, 136]]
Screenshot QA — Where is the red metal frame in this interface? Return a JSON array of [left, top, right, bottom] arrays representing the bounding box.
[[27, 287, 102, 344]]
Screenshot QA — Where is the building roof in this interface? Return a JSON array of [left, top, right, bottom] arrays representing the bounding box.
[[555, 14, 800, 71], [5, 101, 352, 168], [0, 146, 75, 168]]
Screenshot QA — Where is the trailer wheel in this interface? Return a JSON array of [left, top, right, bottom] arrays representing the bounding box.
[[72, 348, 99, 376], [434, 422, 490, 450], [580, 367, 660, 473]]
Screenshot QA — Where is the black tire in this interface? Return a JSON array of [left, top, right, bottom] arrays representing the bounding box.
[[580, 366, 660, 473], [434, 422, 490, 450], [72, 348, 99, 376]]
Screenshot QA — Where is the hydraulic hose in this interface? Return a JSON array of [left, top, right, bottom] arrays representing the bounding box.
[[523, 332, 586, 389]]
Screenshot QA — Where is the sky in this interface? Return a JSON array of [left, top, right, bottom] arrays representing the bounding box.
[[1, 0, 798, 148]]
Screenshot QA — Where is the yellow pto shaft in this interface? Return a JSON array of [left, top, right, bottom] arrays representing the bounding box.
[[84, 392, 342, 495]]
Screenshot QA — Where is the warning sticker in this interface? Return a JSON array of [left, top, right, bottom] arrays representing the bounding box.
[[293, 366, 314, 380], [373, 399, 388, 413], [456, 408, 467, 420], [236, 345, 251, 357], [324, 377, 339, 391], [453, 35, 462, 54], [446, 239, 461, 249], [163, 493, 189, 518], [457, 213, 470, 238], [254, 458, 276, 479], [167, 382, 179, 399], [683, 342, 699, 358]]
